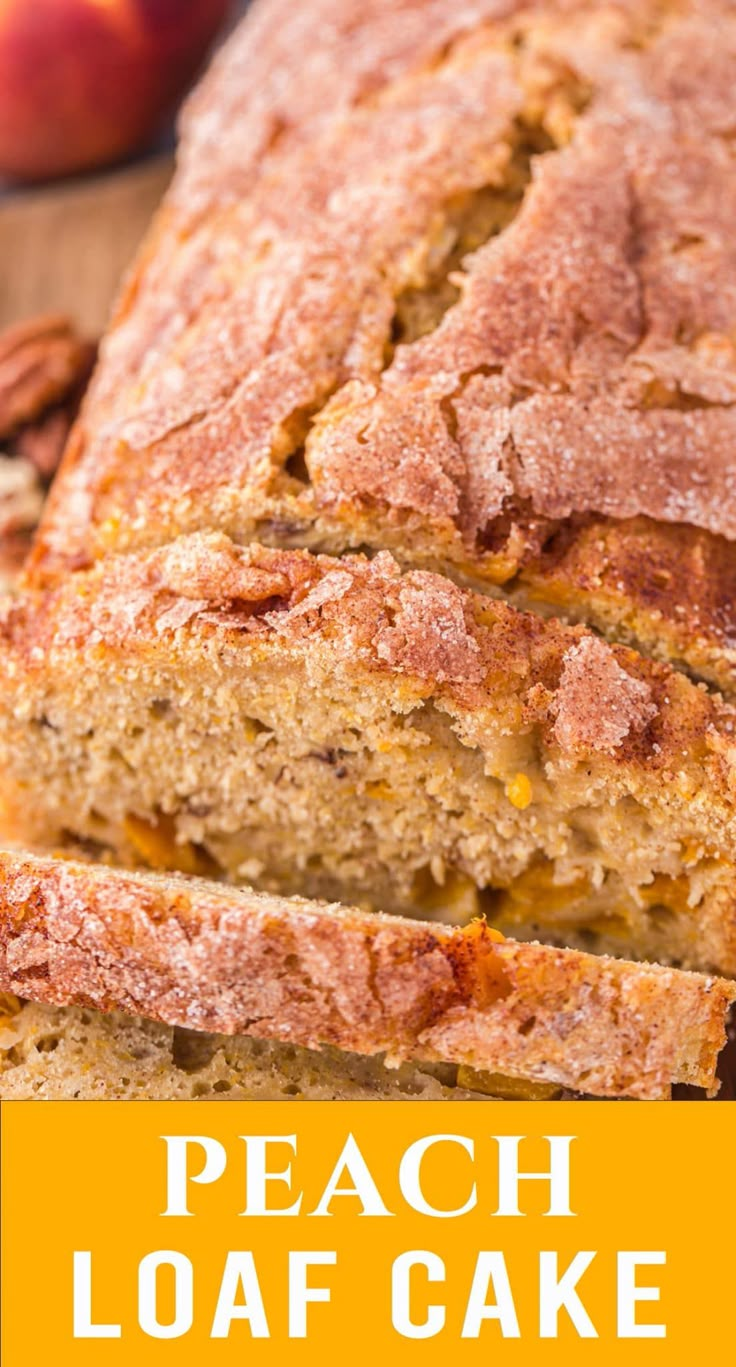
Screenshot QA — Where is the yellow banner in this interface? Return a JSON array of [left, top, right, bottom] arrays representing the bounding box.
[[1, 1101, 731, 1362]]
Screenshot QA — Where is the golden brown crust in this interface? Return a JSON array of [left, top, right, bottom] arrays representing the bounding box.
[[515, 515, 736, 693], [24, 0, 736, 699], [552, 635, 658, 754], [0, 849, 732, 1100]]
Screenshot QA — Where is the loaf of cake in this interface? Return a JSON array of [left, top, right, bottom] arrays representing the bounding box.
[[2, 0, 736, 1098]]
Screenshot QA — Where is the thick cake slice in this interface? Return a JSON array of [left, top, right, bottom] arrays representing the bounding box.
[[1, 850, 733, 1101], [27, 0, 736, 692], [4, 536, 736, 976]]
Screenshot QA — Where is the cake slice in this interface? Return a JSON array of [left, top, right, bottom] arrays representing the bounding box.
[[1, 849, 733, 1101], [4, 535, 736, 976]]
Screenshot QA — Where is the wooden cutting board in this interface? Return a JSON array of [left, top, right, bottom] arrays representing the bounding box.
[[0, 155, 172, 335]]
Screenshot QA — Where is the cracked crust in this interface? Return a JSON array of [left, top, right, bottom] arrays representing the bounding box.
[[23, 0, 736, 697], [0, 849, 733, 1100]]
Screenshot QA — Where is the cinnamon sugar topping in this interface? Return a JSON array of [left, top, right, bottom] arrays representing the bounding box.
[[554, 635, 658, 754]]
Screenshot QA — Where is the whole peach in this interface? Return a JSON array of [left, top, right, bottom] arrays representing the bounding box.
[[0, 0, 233, 183]]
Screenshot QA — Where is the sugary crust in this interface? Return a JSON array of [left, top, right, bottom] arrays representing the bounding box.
[[4, 533, 733, 780], [516, 515, 736, 693], [0, 850, 732, 1099], [553, 636, 657, 754], [27, 0, 736, 672]]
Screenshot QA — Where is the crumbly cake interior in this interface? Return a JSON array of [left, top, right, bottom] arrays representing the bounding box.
[[9, 659, 731, 968]]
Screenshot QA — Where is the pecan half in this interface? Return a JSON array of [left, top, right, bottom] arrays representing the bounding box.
[[0, 314, 97, 590], [14, 405, 74, 480], [0, 314, 95, 440]]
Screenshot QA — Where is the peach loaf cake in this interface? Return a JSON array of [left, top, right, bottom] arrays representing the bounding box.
[[2, 0, 736, 1096], [0, 851, 733, 1101]]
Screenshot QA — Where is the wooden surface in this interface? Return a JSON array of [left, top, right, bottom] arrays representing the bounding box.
[[0, 156, 172, 335]]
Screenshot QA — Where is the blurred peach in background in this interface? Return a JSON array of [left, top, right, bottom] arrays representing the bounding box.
[[0, 0, 234, 183]]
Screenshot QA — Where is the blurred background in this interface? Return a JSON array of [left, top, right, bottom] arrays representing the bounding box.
[[0, 0, 249, 330], [0, 1, 247, 588]]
